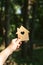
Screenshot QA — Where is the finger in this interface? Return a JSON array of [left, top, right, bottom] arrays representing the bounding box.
[[16, 39, 21, 43], [19, 42, 22, 45], [17, 44, 20, 48], [12, 38, 18, 42], [17, 46, 19, 49]]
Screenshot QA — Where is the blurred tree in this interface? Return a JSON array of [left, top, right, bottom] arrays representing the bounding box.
[[4, 0, 10, 47], [0, 0, 43, 63], [33, 0, 43, 44], [21, 0, 35, 62], [21, 0, 29, 58], [0, 0, 5, 44]]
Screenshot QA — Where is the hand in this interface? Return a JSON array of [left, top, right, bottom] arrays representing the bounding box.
[[0, 38, 22, 65], [9, 38, 22, 52]]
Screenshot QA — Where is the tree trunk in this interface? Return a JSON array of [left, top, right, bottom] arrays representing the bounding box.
[[21, 0, 29, 58], [4, 0, 10, 47], [21, 0, 35, 61]]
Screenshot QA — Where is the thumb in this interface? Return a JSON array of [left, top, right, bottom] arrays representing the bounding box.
[[16, 39, 21, 43]]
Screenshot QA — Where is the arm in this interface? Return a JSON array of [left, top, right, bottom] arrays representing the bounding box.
[[0, 38, 22, 65]]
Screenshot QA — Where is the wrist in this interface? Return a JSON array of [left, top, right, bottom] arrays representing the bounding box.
[[7, 44, 14, 55]]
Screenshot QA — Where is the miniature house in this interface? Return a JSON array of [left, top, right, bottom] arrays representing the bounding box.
[[16, 26, 30, 41]]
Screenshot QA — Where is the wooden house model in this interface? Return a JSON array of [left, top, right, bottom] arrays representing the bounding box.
[[16, 26, 30, 41]]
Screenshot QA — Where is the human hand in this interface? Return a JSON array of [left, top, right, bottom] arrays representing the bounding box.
[[9, 38, 22, 52], [0, 38, 22, 65]]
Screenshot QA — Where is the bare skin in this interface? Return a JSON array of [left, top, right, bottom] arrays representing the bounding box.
[[0, 38, 22, 65]]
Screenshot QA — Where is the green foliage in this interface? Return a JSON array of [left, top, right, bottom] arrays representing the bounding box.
[[0, 0, 43, 65], [9, 24, 16, 39], [0, 0, 43, 42]]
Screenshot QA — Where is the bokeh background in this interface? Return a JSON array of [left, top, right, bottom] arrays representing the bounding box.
[[0, 0, 43, 65]]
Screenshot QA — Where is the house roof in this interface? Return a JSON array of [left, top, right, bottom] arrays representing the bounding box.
[[16, 25, 30, 34]]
